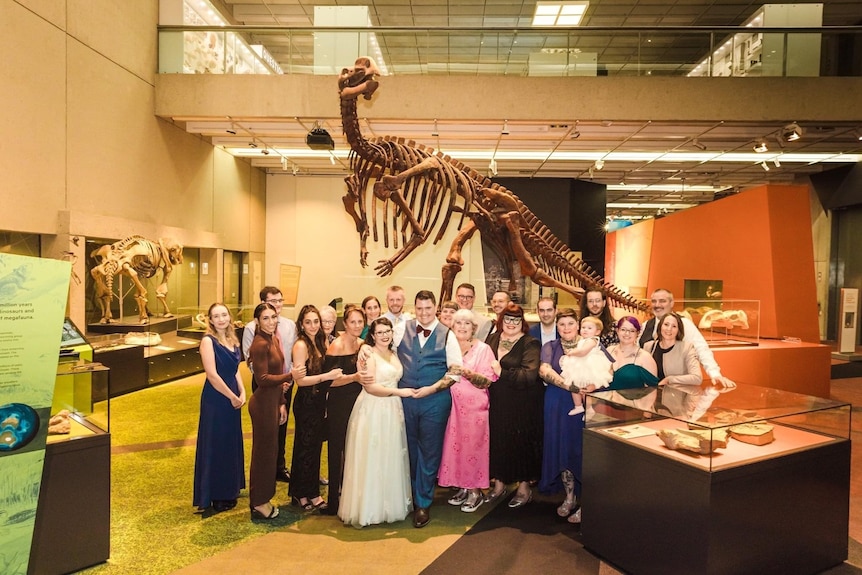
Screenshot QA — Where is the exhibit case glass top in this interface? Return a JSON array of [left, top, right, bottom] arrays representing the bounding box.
[[52, 319, 110, 443], [587, 382, 849, 472]]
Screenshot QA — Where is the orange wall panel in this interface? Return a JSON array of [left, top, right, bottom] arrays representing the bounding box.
[[644, 184, 819, 342]]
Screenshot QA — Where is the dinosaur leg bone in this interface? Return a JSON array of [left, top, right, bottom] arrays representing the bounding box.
[[440, 220, 479, 304], [343, 175, 369, 267]]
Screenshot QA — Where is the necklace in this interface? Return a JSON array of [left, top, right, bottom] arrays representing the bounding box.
[[616, 345, 638, 359], [499, 334, 521, 351], [561, 339, 578, 352]]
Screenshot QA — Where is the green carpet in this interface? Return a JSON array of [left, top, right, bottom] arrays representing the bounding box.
[[81, 370, 314, 575]]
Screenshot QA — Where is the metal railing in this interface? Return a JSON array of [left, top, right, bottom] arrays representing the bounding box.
[[158, 25, 862, 77]]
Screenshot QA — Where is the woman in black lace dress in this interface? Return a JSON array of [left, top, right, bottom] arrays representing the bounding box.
[[484, 303, 544, 508], [289, 305, 342, 512]]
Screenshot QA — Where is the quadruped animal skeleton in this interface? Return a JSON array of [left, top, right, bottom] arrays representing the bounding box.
[[90, 236, 183, 324], [338, 57, 646, 312]]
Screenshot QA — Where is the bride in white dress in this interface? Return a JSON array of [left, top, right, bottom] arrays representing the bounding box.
[[338, 318, 414, 528]]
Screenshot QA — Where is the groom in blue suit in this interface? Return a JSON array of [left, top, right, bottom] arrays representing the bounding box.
[[397, 290, 462, 528]]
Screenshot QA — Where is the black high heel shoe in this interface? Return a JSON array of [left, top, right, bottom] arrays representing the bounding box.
[[291, 496, 314, 512], [250, 504, 279, 520], [312, 498, 328, 512]]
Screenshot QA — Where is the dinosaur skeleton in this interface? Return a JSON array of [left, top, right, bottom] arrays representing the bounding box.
[[90, 236, 183, 324], [338, 57, 646, 312]]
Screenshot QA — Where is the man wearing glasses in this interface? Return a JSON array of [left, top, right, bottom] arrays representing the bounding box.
[[242, 286, 297, 483], [455, 283, 493, 341], [529, 296, 558, 345], [639, 288, 735, 388]]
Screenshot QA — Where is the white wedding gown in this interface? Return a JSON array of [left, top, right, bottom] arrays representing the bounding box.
[[338, 350, 412, 527]]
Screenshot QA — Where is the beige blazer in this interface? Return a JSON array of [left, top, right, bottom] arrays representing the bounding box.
[[643, 340, 702, 386]]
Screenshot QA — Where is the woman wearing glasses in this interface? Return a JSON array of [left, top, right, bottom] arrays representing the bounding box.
[[607, 316, 659, 390], [338, 318, 414, 528], [485, 303, 543, 509]]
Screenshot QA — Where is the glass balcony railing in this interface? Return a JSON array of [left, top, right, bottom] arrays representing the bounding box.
[[158, 25, 862, 77]]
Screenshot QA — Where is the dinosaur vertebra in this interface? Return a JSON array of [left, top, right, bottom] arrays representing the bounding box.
[[338, 57, 646, 312], [90, 236, 183, 324]]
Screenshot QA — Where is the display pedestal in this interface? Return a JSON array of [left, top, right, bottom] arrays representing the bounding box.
[[88, 314, 192, 334], [581, 430, 849, 575], [28, 432, 111, 575]]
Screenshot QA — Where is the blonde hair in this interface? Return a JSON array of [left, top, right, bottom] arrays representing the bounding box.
[[205, 303, 240, 348], [581, 315, 603, 333]]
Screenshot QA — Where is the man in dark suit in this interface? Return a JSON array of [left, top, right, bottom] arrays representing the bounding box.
[[528, 296, 558, 345]]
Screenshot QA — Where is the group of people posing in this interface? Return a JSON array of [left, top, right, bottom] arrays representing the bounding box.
[[192, 283, 734, 529]]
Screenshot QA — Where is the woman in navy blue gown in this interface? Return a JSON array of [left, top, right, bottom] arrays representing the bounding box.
[[538, 308, 588, 525], [193, 303, 246, 512]]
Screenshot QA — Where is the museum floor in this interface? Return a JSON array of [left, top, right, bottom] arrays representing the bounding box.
[[77, 359, 862, 575]]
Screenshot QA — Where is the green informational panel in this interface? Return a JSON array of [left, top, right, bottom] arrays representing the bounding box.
[[0, 253, 71, 575]]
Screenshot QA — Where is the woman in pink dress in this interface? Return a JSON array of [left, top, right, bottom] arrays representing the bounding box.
[[438, 309, 498, 513]]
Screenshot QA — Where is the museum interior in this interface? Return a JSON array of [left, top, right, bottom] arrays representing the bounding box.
[[3, 0, 862, 574]]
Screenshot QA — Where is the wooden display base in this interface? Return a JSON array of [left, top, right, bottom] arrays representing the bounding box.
[[87, 314, 192, 335]]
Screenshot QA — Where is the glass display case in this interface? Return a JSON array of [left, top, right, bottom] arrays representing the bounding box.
[[30, 319, 111, 574], [586, 382, 848, 472], [52, 319, 110, 438], [582, 382, 850, 575], [639, 297, 761, 346], [177, 304, 253, 337]]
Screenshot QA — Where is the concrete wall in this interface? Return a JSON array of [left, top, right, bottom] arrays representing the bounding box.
[[264, 174, 487, 318], [2, 1, 265, 327]]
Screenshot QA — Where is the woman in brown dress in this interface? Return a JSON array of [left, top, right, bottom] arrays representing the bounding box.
[[248, 302, 291, 520]]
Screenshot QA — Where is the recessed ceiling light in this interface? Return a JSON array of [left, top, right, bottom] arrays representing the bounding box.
[[532, 1, 589, 27]]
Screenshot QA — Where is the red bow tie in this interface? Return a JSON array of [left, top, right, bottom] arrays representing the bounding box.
[[419, 327, 432, 337]]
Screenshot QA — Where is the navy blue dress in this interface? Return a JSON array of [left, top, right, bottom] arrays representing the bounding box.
[[193, 335, 246, 509], [538, 339, 585, 498]]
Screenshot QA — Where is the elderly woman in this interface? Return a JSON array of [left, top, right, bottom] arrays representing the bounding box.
[[321, 305, 366, 515], [643, 312, 702, 387], [320, 305, 339, 345], [485, 302, 542, 508], [360, 295, 381, 339], [247, 302, 290, 520], [439, 309, 498, 513], [607, 316, 659, 390], [538, 307, 589, 524], [578, 286, 619, 348]]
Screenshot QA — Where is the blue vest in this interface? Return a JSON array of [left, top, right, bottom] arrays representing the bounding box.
[[398, 320, 449, 389]]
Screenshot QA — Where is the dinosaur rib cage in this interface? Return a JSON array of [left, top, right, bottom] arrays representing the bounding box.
[[349, 136, 475, 251]]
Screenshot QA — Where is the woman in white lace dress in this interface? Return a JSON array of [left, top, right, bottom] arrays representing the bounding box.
[[338, 318, 415, 528]]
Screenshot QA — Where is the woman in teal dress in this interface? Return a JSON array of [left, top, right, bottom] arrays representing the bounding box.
[[607, 316, 659, 389]]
